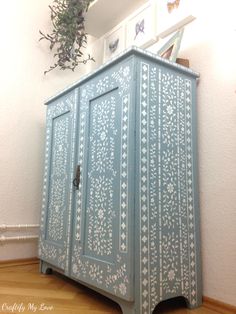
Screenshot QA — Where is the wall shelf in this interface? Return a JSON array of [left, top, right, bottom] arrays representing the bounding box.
[[85, 0, 148, 37]]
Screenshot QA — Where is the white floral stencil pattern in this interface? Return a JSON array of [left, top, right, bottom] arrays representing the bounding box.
[[39, 50, 200, 313], [47, 117, 69, 242], [71, 61, 133, 301], [85, 97, 117, 259], [140, 62, 198, 313], [39, 91, 77, 272]]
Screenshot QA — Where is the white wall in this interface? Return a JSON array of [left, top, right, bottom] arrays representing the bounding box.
[[0, 0, 235, 308], [0, 0, 91, 260], [178, 0, 236, 306]]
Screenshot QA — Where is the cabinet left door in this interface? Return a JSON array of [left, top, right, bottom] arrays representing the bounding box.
[[39, 90, 78, 273]]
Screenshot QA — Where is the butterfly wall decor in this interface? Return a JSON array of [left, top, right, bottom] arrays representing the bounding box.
[[134, 19, 145, 40], [109, 38, 119, 53], [156, 0, 195, 38], [126, 2, 156, 49], [167, 0, 181, 14], [103, 24, 125, 62]]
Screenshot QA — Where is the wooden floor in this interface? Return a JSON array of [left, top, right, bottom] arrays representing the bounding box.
[[0, 263, 229, 314]]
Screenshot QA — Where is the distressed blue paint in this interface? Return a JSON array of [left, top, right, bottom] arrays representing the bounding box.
[[39, 48, 202, 314]]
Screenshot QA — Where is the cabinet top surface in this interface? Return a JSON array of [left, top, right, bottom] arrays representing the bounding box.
[[46, 46, 199, 104]]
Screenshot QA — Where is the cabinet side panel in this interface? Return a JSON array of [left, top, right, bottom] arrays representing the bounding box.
[[135, 59, 201, 313]]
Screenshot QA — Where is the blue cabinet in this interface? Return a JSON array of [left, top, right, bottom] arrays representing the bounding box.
[[39, 47, 202, 313]]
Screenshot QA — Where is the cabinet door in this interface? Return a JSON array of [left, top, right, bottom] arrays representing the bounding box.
[[71, 59, 135, 301], [39, 90, 78, 273]]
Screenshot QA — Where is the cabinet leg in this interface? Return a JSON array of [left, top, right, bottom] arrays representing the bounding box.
[[185, 296, 202, 309], [119, 301, 136, 314], [40, 260, 52, 275]]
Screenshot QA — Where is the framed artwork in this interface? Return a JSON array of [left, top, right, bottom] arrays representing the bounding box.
[[126, 2, 157, 49], [103, 23, 126, 62], [157, 28, 184, 62], [156, 0, 195, 38], [86, 37, 104, 71]]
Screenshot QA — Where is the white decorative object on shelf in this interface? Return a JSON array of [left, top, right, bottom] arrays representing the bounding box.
[[157, 28, 184, 61]]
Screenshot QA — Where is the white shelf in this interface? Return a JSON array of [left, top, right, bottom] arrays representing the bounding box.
[[85, 0, 148, 37]]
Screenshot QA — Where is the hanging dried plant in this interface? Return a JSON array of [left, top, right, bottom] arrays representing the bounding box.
[[39, 0, 95, 74]]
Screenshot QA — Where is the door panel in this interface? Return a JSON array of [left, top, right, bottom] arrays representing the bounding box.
[[39, 90, 78, 273], [46, 111, 70, 244], [84, 88, 120, 264], [71, 59, 135, 301]]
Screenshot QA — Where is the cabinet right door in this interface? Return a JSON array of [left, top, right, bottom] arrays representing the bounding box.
[[70, 58, 135, 301]]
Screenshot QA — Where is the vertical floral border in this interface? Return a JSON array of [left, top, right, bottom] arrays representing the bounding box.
[[119, 94, 130, 253]]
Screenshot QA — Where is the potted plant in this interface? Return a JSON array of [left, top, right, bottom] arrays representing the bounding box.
[[39, 0, 95, 74]]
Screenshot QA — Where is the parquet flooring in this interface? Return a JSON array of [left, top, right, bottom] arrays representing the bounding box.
[[0, 263, 227, 314]]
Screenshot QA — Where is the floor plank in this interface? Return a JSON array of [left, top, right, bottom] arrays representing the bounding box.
[[0, 263, 226, 314]]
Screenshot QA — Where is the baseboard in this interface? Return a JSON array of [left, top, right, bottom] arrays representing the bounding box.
[[0, 257, 39, 268], [203, 296, 236, 314]]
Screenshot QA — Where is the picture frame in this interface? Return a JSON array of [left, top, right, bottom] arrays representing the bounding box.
[[156, 0, 195, 38], [125, 2, 157, 49], [157, 28, 184, 62], [103, 23, 126, 62], [86, 37, 104, 72]]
